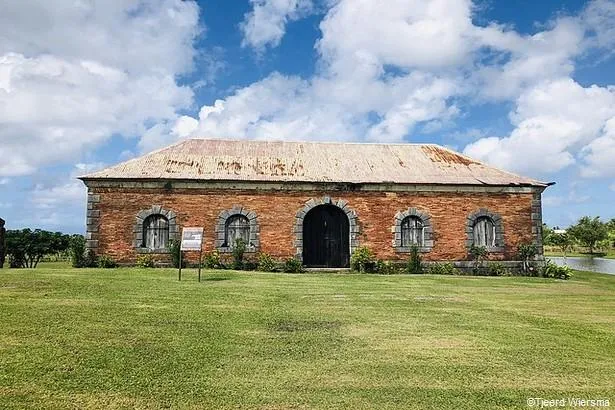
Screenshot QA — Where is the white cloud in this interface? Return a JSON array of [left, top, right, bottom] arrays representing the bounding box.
[[143, 0, 615, 185], [30, 163, 106, 210], [580, 117, 615, 177], [475, 17, 585, 100], [317, 0, 476, 70], [464, 78, 615, 175], [155, 0, 473, 146], [21, 163, 106, 231], [0, 0, 201, 177], [241, 0, 314, 51], [583, 0, 615, 51]]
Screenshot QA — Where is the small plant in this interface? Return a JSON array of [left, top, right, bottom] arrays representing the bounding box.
[[69, 235, 86, 268], [257, 252, 277, 272], [407, 245, 423, 274], [376, 260, 399, 275], [428, 262, 460, 275], [541, 260, 572, 280], [242, 255, 258, 271], [469, 245, 488, 274], [283, 258, 303, 273], [136, 254, 155, 268], [98, 255, 118, 268], [518, 243, 537, 274], [350, 246, 377, 273], [168, 239, 185, 268], [487, 262, 510, 277], [84, 249, 98, 268], [232, 238, 247, 270], [202, 250, 222, 269]]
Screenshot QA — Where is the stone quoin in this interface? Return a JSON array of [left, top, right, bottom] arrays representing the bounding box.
[[78, 139, 552, 268]]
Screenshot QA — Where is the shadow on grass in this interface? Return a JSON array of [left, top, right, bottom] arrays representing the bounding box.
[[269, 319, 342, 333], [202, 276, 233, 282]]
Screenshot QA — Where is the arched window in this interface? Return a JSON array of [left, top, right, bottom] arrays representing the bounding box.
[[473, 216, 496, 247], [401, 216, 424, 247], [225, 215, 250, 247], [143, 215, 169, 249]]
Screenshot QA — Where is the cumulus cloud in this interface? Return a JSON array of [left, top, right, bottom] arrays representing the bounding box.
[[464, 79, 615, 174], [580, 117, 615, 177], [159, 0, 475, 146], [241, 0, 314, 51], [474, 17, 585, 100], [0, 0, 200, 177], [148, 0, 615, 181], [23, 163, 106, 230]]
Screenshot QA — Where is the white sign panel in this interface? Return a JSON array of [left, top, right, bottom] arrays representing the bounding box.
[[180, 227, 204, 251]]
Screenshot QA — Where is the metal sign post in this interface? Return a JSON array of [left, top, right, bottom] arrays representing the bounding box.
[[180, 227, 204, 282], [178, 251, 182, 281], [198, 247, 203, 282]]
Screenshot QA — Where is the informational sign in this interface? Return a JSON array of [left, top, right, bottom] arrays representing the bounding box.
[[180, 227, 204, 251]]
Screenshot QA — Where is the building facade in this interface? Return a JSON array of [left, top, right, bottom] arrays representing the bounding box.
[[79, 139, 551, 268]]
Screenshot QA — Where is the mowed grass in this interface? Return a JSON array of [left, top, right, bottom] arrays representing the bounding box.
[[1, 268, 614, 409], [544, 251, 615, 259]]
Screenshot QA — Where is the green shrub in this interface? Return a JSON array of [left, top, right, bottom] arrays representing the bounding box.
[[376, 260, 399, 275], [350, 246, 377, 273], [242, 255, 258, 271], [518, 243, 537, 274], [232, 238, 247, 270], [541, 260, 572, 280], [428, 262, 460, 275], [98, 255, 118, 268], [469, 245, 488, 274], [168, 239, 185, 268], [69, 235, 86, 268], [257, 253, 277, 272], [407, 245, 423, 274], [136, 254, 155, 268], [202, 250, 222, 269], [84, 249, 98, 268], [487, 262, 510, 277], [283, 258, 303, 273]]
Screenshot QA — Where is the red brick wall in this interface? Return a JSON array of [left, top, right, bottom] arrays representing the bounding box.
[[90, 187, 536, 264]]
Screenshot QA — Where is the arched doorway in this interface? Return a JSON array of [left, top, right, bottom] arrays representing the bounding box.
[[303, 204, 350, 268]]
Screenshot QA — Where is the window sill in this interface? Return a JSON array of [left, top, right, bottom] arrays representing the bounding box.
[[395, 247, 432, 253], [467, 245, 504, 253], [216, 246, 258, 254], [135, 247, 170, 254]]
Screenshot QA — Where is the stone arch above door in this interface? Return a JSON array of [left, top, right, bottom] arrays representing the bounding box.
[[294, 197, 359, 263]]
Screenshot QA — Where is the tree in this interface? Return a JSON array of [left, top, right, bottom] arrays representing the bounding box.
[[568, 217, 608, 255], [5, 229, 71, 268], [542, 223, 554, 245], [607, 219, 615, 248], [551, 232, 574, 256], [0, 218, 5, 268]]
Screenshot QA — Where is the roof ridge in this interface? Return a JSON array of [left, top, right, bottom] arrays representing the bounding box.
[[185, 137, 442, 147]]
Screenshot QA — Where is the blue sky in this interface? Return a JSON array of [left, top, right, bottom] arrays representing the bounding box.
[[1, 0, 615, 233]]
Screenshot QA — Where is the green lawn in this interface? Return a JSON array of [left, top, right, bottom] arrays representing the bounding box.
[[1, 268, 614, 409], [544, 250, 615, 259]]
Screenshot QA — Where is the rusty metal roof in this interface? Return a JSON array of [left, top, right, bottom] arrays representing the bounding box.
[[79, 139, 548, 187]]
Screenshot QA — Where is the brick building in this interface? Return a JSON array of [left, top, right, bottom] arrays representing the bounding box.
[[79, 139, 551, 268]]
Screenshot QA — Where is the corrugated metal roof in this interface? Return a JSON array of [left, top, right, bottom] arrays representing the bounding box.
[[79, 139, 548, 187]]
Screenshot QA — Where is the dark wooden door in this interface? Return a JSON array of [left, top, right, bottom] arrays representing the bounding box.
[[303, 205, 350, 268]]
